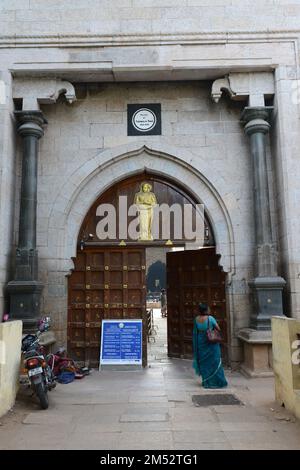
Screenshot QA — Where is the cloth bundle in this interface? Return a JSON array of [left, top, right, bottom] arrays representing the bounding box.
[[48, 350, 88, 383]]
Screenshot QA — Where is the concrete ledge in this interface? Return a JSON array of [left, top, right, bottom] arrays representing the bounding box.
[[272, 316, 300, 421], [238, 328, 272, 344], [0, 321, 23, 418]]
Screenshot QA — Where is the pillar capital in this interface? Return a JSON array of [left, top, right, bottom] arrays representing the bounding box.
[[241, 106, 273, 136], [15, 110, 47, 139]]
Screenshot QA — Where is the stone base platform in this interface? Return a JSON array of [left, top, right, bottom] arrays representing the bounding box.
[[238, 328, 273, 378]]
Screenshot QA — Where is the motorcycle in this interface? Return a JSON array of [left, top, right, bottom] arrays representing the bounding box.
[[21, 317, 56, 410]]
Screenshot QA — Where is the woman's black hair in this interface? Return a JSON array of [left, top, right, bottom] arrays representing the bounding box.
[[198, 303, 209, 315]]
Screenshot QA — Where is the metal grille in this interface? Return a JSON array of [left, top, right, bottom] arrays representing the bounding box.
[[192, 394, 243, 406]]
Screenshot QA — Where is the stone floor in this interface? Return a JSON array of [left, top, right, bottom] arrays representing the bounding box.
[[1, 310, 300, 450]]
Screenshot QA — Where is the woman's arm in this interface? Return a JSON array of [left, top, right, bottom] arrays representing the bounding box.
[[210, 315, 221, 331]]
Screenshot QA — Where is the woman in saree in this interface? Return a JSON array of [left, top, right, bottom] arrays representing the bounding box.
[[193, 303, 228, 389]]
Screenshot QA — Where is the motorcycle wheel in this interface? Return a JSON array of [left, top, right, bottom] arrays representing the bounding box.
[[35, 382, 49, 409]]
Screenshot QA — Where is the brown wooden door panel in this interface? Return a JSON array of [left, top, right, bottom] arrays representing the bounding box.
[[87, 271, 105, 286], [73, 252, 86, 269], [68, 247, 146, 367], [86, 251, 105, 268], [167, 247, 228, 363], [69, 289, 85, 303], [168, 336, 181, 357], [183, 340, 193, 357]]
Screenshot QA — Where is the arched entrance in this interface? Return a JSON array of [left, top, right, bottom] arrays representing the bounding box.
[[67, 172, 228, 367]]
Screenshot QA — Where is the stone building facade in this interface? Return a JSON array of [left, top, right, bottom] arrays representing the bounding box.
[[1, 1, 300, 371]]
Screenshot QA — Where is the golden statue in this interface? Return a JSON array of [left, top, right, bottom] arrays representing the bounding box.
[[134, 182, 157, 241]]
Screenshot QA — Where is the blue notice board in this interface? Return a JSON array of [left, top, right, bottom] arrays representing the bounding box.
[[100, 319, 142, 367]]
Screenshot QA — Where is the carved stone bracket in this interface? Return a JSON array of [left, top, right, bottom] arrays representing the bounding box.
[[13, 78, 76, 110], [211, 72, 275, 107]]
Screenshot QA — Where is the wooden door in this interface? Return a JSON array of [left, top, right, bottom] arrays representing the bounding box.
[[167, 247, 228, 363], [68, 247, 146, 367]]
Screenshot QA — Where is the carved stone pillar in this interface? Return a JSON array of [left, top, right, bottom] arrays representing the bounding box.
[[241, 107, 286, 331], [7, 111, 46, 331], [211, 74, 285, 376], [6, 79, 76, 332]]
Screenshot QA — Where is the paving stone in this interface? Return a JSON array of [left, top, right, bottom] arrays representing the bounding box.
[[54, 392, 130, 405], [124, 404, 173, 414], [224, 430, 300, 450], [65, 432, 121, 450], [10, 427, 73, 450], [219, 422, 280, 432], [173, 442, 233, 450], [173, 430, 228, 444], [59, 403, 127, 417], [120, 413, 169, 423], [128, 389, 166, 397], [22, 413, 73, 426], [213, 409, 270, 423], [170, 407, 217, 422], [72, 422, 122, 433], [167, 391, 188, 402], [118, 431, 173, 450], [120, 421, 172, 432], [129, 395, 169, 404], [171, 421, 223, 432]]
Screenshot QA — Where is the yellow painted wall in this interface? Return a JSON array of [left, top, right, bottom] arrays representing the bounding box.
[[0, 321, 22, 418], [272, 316, 300, 420]]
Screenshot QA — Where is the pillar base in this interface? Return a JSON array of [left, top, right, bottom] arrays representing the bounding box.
[[249, 276, 286, 330], [14, 248, 38, 281], [6, 280, 44, 332], [238, 328, 273, 378]]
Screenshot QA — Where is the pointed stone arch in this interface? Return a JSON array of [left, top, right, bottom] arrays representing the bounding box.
[[47, 142, 235, 276]]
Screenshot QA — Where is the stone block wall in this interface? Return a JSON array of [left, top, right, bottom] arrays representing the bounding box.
[[0, 71, 17, 320], [1, 1, 300, 36], [273, 68, 300, 320], [21, 81, 255, 362]]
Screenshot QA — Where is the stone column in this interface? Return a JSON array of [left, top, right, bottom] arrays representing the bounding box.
[[7, 111, 47, 331], [241, 107, 286, 330]]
